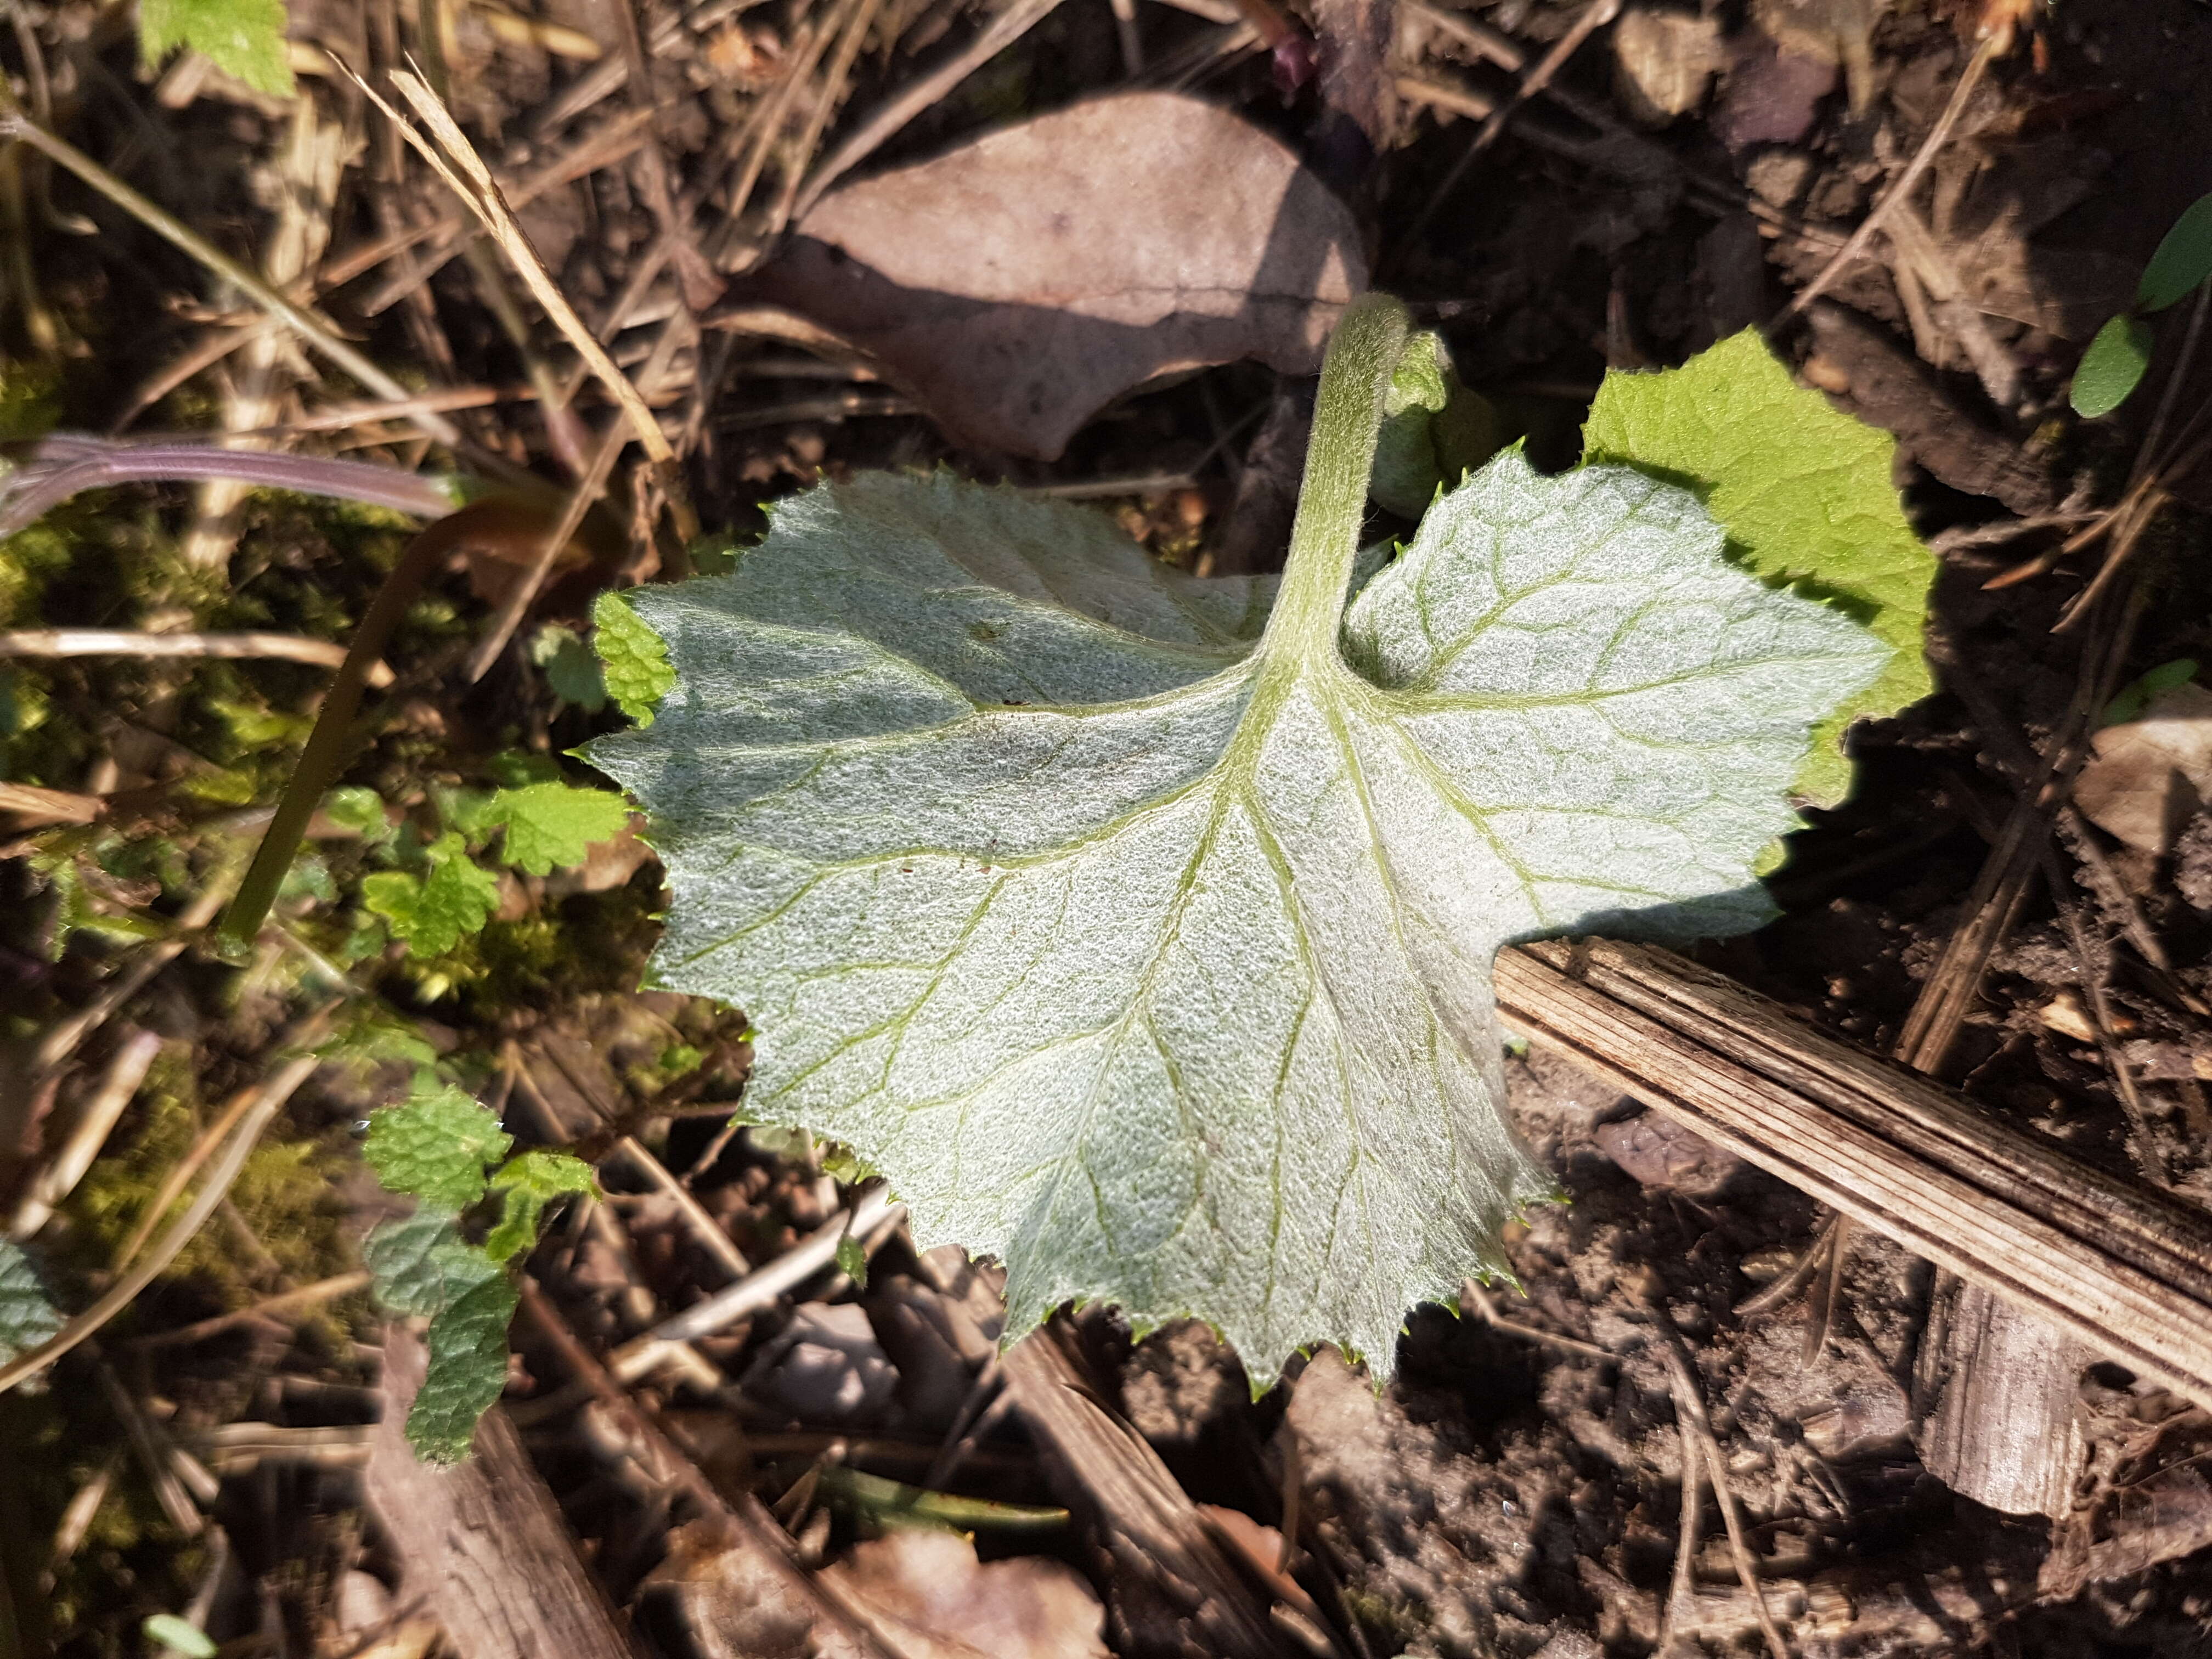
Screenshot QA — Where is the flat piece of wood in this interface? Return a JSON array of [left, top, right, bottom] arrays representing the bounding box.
[[366, 1326, 639, 1659], [1494, 939, 2212, 1409], [1001, 1327, 1284, 1659]]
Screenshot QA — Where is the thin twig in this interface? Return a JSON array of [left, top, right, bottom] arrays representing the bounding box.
[[462, 419, 626, 682], [608, 1183, 903, 1381], [1461, 1277, 1613, 1362], [0, 1054, 319, 1393], [1648, 1327, 1790, 1659], [1657, 1403, 1702, 1655], [134, 1270, 374, 1349], [1781, 35, 2000, 320]]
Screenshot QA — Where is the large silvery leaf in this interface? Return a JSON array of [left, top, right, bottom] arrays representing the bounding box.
[[591, 302, 1891, 1379]]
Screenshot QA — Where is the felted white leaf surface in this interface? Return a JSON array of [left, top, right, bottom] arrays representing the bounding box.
[[589, 440, 1887, 1380]]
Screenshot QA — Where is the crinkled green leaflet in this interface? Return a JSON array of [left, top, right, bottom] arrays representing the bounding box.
[[590, 295, 1892, 1380]]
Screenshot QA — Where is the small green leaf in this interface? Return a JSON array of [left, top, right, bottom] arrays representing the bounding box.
[[594, 591, 677, 726], [1582, 328, 1932, 806], [2102, 658, 2199, 726], [483, 1150, 596, 1262], [361, 832, 500, 956], [139, 0, 293, 97], [142, 1614, 219, 1658], [321, 786, 397, 844], [531, 624, 609, 712], [317, 1011, 437, 1073], [483, 782, 633, 877], [2138, 191, 2212, 313], [0, 1239, 63, 1363], [360, 1206, 484, 1317], [1372, 332, 1503, 519], [2073, 315, 2154, 419], [409, 1269, 520, 1464], [363, 1082, 512, 1211], [834, 1230, 869, 1289]]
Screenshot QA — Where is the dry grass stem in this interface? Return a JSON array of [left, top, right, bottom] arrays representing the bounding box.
[[791, 0, 1070, 221], [7, 1028, 165, 1240], [362, 67, 673, 466], [1394, 0, 1623, 266], [766, 0, 887, 238], [136, 1270, 375, 1350], [0, 629, 393, 686]]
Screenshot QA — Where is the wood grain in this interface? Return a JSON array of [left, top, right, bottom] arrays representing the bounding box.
[[367, 1325, 640, 1659], [1494, 939, 2212, 1409]]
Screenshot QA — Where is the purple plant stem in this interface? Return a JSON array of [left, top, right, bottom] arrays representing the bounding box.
[[1, 435, 462, 537]]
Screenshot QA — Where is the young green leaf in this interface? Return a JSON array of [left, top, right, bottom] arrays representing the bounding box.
[[483, 1150, 596, 1262], [2137, 191, 2212, 314], [532, 624, 610, 712], [588, 298, 1890, 1380], [1372, 332, 1503, 520], [360, 1206, 478, 1317], [2073, 315, 2154, 419], [359, 1204, 518, 1462], [834, 1231, 870, 1289], [322, 786, 397, 844], [593, 591, 678, 725], [483, 782, 633, 877], [363, 1083, 512, 1211], [2102, 658, 2199, 727], [139, 0, 294, 97], [360, 831, 500, 956], [142, 1615, 219, 1658], [0, 1240, 63, 1364], [409, 1260, 518, 1463], [1581, 328, 1932, 806]]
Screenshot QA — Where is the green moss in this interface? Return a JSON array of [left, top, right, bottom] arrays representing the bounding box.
[[64, 1057, 350, 1310]]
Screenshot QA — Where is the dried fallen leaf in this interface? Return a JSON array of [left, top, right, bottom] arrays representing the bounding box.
[[733, 92, 1366, 459], [2073, 682, 2212, 855], [818, 1530, 1109, 1659]]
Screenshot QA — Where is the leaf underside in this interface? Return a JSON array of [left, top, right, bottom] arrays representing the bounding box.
[[1581, 329, 1934, 808], [589, 456, 1886, 1380]]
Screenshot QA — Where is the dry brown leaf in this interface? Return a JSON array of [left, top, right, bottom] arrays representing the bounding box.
[[731, 92, 1366, 459], [2074, 684, 2212, 855], [817, 1531, 1109, 1659]]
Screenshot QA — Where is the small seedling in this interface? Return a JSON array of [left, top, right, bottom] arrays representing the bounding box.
[[2073, 191, 2212, 419], [360, 1075, 595, 1462]]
